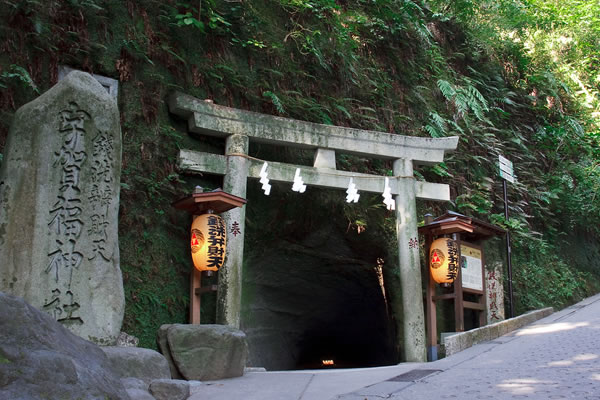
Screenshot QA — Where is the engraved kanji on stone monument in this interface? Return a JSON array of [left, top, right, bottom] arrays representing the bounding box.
[[486, 264, 505, 323], [0, 71, 124, 344]]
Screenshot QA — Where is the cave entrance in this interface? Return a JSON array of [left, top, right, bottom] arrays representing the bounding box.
[[289, 255, 395, 370], [242, 185, 397, 370], [170, 92, 457, 363]]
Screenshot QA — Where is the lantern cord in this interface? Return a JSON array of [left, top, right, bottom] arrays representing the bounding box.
[[222, 152, 415, 180]]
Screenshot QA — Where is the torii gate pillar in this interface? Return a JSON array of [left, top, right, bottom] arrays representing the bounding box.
[[219, 134, 249, 328], [394, 158, 426, 362]]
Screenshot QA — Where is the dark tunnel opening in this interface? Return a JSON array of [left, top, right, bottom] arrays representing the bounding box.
[[294, 300, 397, 370], [242, 226, 399, 370], [242, 182, 400, 371]]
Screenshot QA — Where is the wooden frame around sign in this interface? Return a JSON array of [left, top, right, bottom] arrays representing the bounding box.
[[425, 239, 487, 360]]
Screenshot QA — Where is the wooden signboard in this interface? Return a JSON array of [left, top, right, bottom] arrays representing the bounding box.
[[419, 211, 505, 361], [457, 241, 486, 331]]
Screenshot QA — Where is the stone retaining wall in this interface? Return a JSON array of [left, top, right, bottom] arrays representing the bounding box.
[[444, 307, 554, 357]]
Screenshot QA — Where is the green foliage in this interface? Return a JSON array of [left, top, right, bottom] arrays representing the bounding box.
[[120, 226, 191, 348], [0, 64, 38, 92], [511, 238, 594, 313], [175, 12, 205, 30], [263, 91, 285, 114], [1, 0, 599, 345]]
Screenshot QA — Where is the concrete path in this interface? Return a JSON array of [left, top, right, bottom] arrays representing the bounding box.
[[188, 362, 428, 400], [190, 294, 600, 400]]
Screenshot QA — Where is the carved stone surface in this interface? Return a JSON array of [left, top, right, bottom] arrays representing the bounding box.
[[58, 65, 119, 99], [0, 292, 130, 400], [0, 71, 124, 344], [486, 263, 505, 323]]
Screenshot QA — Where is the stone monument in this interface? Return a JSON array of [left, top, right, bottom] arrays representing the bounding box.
[[0, 71, 124, 344], [486, 263, 505, 323]]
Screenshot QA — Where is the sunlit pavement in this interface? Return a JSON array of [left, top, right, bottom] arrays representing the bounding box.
[[188, 294, 600, 400], [339, 293, 600, 400]]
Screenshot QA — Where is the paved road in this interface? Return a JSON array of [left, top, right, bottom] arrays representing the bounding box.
[[339, 293, 600, 400], [190, 293, 600, 400]]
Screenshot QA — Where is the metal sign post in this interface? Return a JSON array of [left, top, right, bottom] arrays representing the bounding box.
[[499, 155, 514, 318]]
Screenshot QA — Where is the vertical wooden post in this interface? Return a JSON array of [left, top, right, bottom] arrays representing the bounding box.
[[217, 134, 249, 328], [425, 233, 437, 361], [393, 158, 426, 362], [190, 267, 202, 324]]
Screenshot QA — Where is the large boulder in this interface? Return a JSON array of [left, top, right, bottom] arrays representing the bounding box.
[[157, 324, 183, 379], [149, 379, 190, 400], [0, 292, 130, 400], [158, 324, 248, 381], [102, 347, 171, 384], [120, 378, 155, 400]]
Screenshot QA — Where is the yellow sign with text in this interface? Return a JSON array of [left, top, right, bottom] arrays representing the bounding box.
[[460, 244, 483, 291]]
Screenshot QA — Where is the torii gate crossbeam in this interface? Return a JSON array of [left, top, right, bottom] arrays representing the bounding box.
[[169, 92, 458, 363]]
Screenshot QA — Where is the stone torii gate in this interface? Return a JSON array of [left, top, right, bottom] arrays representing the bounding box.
[[169, 92, 458, 362]]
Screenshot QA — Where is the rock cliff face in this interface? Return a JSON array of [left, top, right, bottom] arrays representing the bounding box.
[[241, 218, 397, 370]]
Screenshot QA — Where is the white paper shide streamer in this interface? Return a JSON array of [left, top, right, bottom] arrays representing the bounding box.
[[382, 177, 395, 210], [346, 178, 360, 203], [259, 162, 271, 195], [292, 168, 307, 193]]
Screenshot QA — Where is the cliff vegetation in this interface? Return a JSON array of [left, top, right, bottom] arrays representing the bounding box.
[[1, 0, 599, 349]]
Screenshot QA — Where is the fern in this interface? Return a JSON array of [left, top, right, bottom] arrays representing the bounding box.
[[319, 111, 333, 125], [429, 111, 447, 133], [263, 91, 285, 114], [0, 64, 39, 93], [471, 101, 486, 122], [449, 120, 465, 134], [466, 84, 489, 111], [437, 79, 456, 100], [566, 117, 584, 137], [454, 92, 470, 116], [425, 124, 442, 137], [335, 104, 352, 119]]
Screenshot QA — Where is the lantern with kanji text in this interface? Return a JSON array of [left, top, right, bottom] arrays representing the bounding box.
[[429, 237, 459, 285], [172, 186, 247, 324], [191, 213, 227, 271]]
